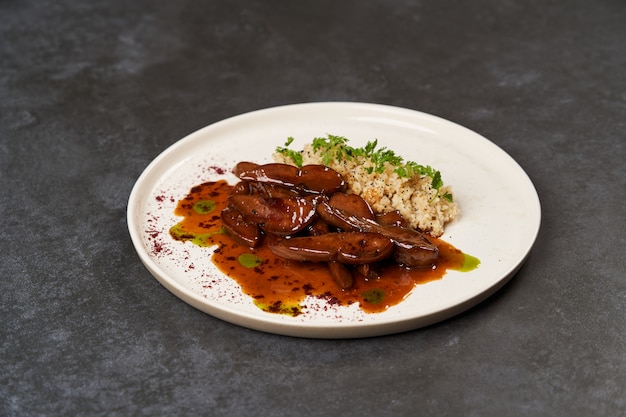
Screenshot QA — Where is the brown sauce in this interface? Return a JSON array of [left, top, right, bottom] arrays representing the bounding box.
[[170, 180, 478, 316]]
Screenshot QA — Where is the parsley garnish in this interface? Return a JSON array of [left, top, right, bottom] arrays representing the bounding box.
[[275, 137, 303, 167], [351, 139, 404, 174], [274, 135, 453, 202], [311, 134, 354, 165]]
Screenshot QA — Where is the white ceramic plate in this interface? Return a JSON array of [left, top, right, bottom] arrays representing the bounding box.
[[127, 102, 541, 338]]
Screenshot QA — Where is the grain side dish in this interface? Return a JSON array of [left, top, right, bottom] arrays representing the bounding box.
[[273, 135, 459, 237]]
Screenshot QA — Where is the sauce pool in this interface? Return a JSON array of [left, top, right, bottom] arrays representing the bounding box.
[[169, 180, 479, 316]]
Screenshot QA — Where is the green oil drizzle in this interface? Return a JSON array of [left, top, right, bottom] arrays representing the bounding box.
[[191, 232, 223, 247], [238, 253, 263, 268], [254, 300, 303, 317], [169, 223, 191, 240], [193, 200, 217, 214], [459, 253, 481, 272], [169, 223, 225, 247], [362, 288, 386, 304]]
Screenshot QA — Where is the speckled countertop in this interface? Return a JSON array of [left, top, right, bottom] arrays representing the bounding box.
[[1, 0, 625, 416]]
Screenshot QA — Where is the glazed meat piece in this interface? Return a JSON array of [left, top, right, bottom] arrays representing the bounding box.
[[233, 162, 346, 195], [375, 210, 408, 228], [354, 263, 380, 280], [382, 225, 439, 268], [327, 261, 354, 290], [303, 215, 355, 289], [247, 181, 301, 199], [233, 162, 298, 185], [228, 194, 316, 235], [297, 165, 346, 194], [328, 192, 375, 220], [229, 180, 251, 196], [232, 161, 262, 177], [306, 218, 331, 236], [316, 201, 439, 268], [268, 232, 394, 265], [220, 206, 261, 248]]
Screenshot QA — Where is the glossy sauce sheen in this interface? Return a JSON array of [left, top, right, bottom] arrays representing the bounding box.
[[170, 180, 477, 315]]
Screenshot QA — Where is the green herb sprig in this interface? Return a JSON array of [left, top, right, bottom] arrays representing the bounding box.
[[311, 134, 354, 166], [275, 135, 453, 202], [275, 137, 303, 167]]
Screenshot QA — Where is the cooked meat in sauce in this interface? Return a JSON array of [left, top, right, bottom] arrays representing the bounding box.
[[222, 162, 439, 289]]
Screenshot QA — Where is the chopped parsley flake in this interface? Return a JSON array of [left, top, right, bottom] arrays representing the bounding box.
[[275, 137, 303, 167], [311, 134, 353, 166]]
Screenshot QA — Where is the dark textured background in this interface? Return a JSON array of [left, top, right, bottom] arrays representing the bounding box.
[[1, 0, 624, 416]]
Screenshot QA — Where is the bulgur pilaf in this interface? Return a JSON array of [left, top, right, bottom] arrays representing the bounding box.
[[273, 135, 459, 237]]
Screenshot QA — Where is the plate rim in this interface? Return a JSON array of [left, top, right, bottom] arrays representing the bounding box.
[[127, 101, 541, 338]]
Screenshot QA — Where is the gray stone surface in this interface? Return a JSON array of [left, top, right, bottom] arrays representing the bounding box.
[[1, 0, 624, 416]]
